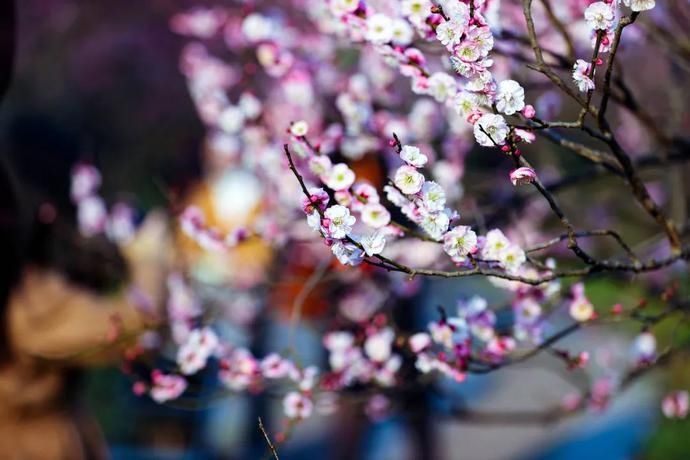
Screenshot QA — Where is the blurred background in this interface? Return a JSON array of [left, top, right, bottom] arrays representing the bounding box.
[[1, 1, 690, 459]]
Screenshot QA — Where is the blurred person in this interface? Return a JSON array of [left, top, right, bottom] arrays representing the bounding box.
[[0, 119, 170, 459]]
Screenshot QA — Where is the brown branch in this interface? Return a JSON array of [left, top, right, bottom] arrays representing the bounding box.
[[258, 417, 280, 460], [597, 13, 639, 131]]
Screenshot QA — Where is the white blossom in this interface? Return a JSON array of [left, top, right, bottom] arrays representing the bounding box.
[[394, 165, 425, 194], [427, 72, 457, 102], [324, 205, 356, 238], [176, 327, 219, 375], [366, 14, 393, 44], [325, 163, 356, 191], [361, 203, 391, 228], [572, 59, 595, 93], [473, 113, 509, 146], [495, 80, 525, 115], [283, 392, 313, 419], [584, 2, 615, 30], [569, 296, 594, 322], [623, 0, 655, 11], [331, 240, 364, 266], [290, 120, 309, 136], [361, 231, 386, 256], [419, 181, 446, 212], [391, 19, 414, 46], [364, 328, 395, 362], [400, 145, 428, 168], [443, 226, 477, 260], [419, 211, 450, 241], [436, 20, 464, 48]]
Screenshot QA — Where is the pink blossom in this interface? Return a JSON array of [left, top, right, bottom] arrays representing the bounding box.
[[150, 371, 188, 403], [662, 391, 689, 419], [509, 167, 537, 186], [283, 392, 314, 419]]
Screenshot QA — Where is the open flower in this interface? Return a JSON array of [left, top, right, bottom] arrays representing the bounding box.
[[394, 165, 425, 194], [361, 231, 386, 256], [662, 391, 689, 419], [400, 145, 428, 168], [290, 120, 309, 137], [364, 328, 395, 362], [473, 114, 509, 146], [283, 391, 314, 419], [325, 163, 356, 191], [495, 80, 525, 115], [366, 13, 393, 44], [622, 0, 655, 11], [176, 327, 219, 375], [436, 20, 465, 48], [361, 203, 391, 228], [443, 226, 478, 260], [569, 293, 594, 322], [150, 371, 187, 403], [572, 59, 595, 93], [331, 240, 364, 266], [427, 72, 457, 102], [584, 2, 614, 30], [324, 205, 356, 239]]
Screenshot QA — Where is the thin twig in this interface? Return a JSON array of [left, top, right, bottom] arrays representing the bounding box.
[[258, 417, 280, 460]]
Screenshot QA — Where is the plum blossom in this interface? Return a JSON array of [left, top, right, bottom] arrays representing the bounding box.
[[290, 120, 309, 137], [219, 348, 259, 391], [402, 0, 432, 20], [325, 163, 356, 191], [569, 287, 595, 322], [662, 391, 689, 419], [427, 72, 457, 102], [260, 353, 292, 379], [481, 229, 511, 261], [366, 14, 393, 44], [329, 0, 359, 16], [302, 188, 330, 214], [473, 114, 509, 146], [400, 145, 428, 168], [495, 80, 525, 116], [436, 20, 465, 48], [419, 210, 450, 241], [394, 165, 425, 194], [361, 203, 391, 228], [500, 244, 526, 273], [71, 164, 101, 201], [176, 327, 219, 375], [632, 331, 656, 362], [150, 371, 188, 403], [622, 0, 655, 11], [391, 19, 414, 46], [331, 240, 365, 266], [106, 203, 136, 243], [419, 182, 447, 212], [360, 231, 386, 256], [324, 205, 356, 239], [510, 167, 537, 186], [77, 196, 108, 237], [364, 328, 395, 362], [584, 2, 615, 31], [283, 391, 314, 419], [409, 333, 431, 353], [218, 105, 245, 134], [443, 226, 477, 261], [572, 59, 595, 93]]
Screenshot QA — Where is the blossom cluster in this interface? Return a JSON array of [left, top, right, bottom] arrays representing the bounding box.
[[70, 164, 135, 242], [575, 0, 656, 92], [120, 0, 687, 432]]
